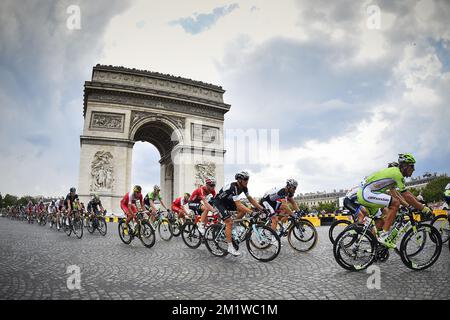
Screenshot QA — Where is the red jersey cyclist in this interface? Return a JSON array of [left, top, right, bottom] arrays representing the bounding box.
[[188, 178, 217, 235], [120, 185, 144, 232], [171, 193, 190, 223]]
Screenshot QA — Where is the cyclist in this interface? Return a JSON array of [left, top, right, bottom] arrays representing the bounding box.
[[260, 179, 301, 235], [356, 153, 433, 248], [87, 194, 105, 220], [144, 185, 169, 224], [36, 198, 45, 222], [65, 187, 79, 226], [444, 183, 450, 209], [120, 185, 144, 233], [171, 193, 190, 223], [48, 199, 57, 228], [189, 178, 217, 235], [213, 171, 265, 256], [55, 196, 65, 229], [26, 200, 34, 219], [344, 160, 399, 230]]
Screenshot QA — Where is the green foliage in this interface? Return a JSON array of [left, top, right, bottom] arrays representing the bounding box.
[[317, 201, 338, 213], [295, 202, 310, 212], [18, 196, 35, 206], [0, 194, 38, 208], [408, 187, 420, 197], [422, 176, 450, 203], [2, 194, 18, 207]]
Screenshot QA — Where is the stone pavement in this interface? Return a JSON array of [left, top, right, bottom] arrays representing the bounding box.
[[0, 218, 448, 300]]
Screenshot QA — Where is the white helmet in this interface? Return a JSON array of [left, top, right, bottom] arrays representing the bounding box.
[[235, 171, 250, 180], [446, 183, 450, 190], [286, 179, 298, 188]]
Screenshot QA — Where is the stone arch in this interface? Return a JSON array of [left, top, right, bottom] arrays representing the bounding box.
[[129, 118, 182, 204], [130, 115, 184, 148], [78, 65, 230, 213]]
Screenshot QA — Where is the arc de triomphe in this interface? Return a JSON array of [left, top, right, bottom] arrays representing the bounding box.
[[78, 65, 230, 213]]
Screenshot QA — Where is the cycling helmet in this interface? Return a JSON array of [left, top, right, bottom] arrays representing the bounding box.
[[235, 171, 250, 180], [387, 162, 399, 168], [70, 187, 76, 193], [184, 192, 191, 198], [205, 178, 216, 186], [92, 194, 100, 201], [398, 153, 416, 165], [133, 185, 142, 193], [445, 183, 450, 190], [286, 179, 298, 188], [153, 185, 160, 191]]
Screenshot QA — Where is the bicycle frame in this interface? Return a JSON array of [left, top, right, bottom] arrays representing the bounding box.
[[356, 207, 420, 250]]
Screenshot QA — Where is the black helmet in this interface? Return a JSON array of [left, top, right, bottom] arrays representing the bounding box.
[[70, 187, 76, 193]]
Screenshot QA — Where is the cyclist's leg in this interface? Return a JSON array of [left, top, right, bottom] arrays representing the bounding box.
[[121, 202, 132, 225], [262, 201, 277, 230], [188, 203, 202, 222], [172, 205, 184, 222], [200, 203, 209, 225], [357, 188, 398, 230], [214, 199, 233, 242]]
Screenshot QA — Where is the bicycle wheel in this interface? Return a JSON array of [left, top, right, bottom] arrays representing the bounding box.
[[63, 217, 72, 236], [86, 218, 95, 234], [118, 220, 132, 244], [399, 223, 442, 271], [171, 220, 182, 237], [287, 219, 318, 252], [98, 217, 107, 236], [431, 214, 449, 243], [333, 224, 377, 271], [41, 215, 47, 226], [158, 218, 173, 241], [72, 217, 84, 239], [246, 225, 281, 262], [181, 221, 202, 249], [139, 221, 156, 248], [204, 224, 229, 257], [329, 219, 352, 244]]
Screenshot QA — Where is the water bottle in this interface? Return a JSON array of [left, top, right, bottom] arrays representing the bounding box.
[[232, 228, 238, 240], [399, 220, 411, 235], [388, 226, 399, 242], [237, 225, 245, 238]]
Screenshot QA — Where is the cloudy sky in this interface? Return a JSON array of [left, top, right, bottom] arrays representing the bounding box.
[[0, 0, 449, 198]]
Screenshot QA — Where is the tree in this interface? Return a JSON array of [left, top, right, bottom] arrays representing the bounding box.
[[0, 193, 3, 208], [317, 201, 338, 213], [297, 202, 310, 212], [3, 194, 18, 207], [422, 176, 450, 203], [18, 196, 35, 206], [408, 187, 420, 197]]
